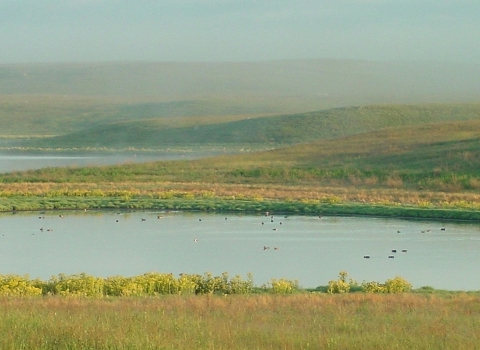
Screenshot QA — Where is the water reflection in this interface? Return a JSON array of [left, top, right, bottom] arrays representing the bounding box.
[[0, 151, 220, 173], [1, 211, 479, 290]]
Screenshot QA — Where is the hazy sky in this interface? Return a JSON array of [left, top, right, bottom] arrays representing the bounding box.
[[1, 0, 479, 64]]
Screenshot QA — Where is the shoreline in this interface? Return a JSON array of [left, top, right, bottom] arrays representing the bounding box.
[[1, 196, 480, 222]]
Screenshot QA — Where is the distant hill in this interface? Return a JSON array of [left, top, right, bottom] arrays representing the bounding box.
[[2, 59, 480, 138], [0, 95, 292, 136], [1, 60, 480, 103], [23, 103, 480, 150]]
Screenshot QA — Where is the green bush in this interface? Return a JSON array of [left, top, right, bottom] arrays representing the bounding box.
[[384, 276, 412, 293], [327, 271, 357, 294], [50, 273, 105, 297], [0, 275, 43, 296], [362, 276, 412, 293], [265, 278, 299, 294]]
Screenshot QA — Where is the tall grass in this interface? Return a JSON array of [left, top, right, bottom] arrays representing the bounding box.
[[1, 293, 479, 349]]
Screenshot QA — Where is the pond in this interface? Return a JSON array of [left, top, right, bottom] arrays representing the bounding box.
[[0, 151, 221, 174], [1, 210, 479, 290]]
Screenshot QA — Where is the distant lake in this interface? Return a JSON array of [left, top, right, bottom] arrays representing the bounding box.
[[0, 151, 220, 174], [1, 211, 479, 290]]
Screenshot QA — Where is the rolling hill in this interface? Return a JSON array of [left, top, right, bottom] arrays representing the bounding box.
[[21, 103, 480, 150], [5, 119, 480, 192], [2, 59, 480, 139]]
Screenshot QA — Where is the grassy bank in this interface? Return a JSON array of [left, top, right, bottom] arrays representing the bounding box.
[[1, 195, 480, 221], [1, 293, 479, 349]]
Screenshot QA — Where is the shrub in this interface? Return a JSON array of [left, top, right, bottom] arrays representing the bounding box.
[[0, 275, 43, 296], [224, 273, 254, 295], [50, 273, 105, 297], [362, 276, 412, 293], [327, 271, 357, 294], [361, 281, 386, 293], [384, 276, 412, 293], [265, 278, 299, 294]]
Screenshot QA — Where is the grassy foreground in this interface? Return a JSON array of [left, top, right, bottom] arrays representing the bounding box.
[[1, 293, 480, 349]]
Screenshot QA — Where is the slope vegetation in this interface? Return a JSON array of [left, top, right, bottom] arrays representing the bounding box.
[[23, 103, 480, 150], [5, 119, 480, 192]]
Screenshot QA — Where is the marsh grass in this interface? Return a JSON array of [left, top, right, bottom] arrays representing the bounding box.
[[1, 293, 480, 349]]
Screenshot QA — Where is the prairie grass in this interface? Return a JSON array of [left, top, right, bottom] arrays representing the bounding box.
[[1, 293, 479, 349]]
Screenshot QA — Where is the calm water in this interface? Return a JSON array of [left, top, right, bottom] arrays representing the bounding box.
[[1, 210, 479, 290], [0, 152, 219, 173]]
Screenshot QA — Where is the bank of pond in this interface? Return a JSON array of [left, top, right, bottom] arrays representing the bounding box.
[[2, 195, 480, 221]]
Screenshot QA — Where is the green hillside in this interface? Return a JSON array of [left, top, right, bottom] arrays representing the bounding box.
[[0, 95, 312, 137], [5, 119, 480, 193], [22, 103, 480, 150]]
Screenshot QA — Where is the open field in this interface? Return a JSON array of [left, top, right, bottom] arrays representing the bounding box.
[[1, 293, 479, 349]]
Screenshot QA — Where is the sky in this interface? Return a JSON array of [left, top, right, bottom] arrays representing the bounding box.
[[0, 0, 479, 64]]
